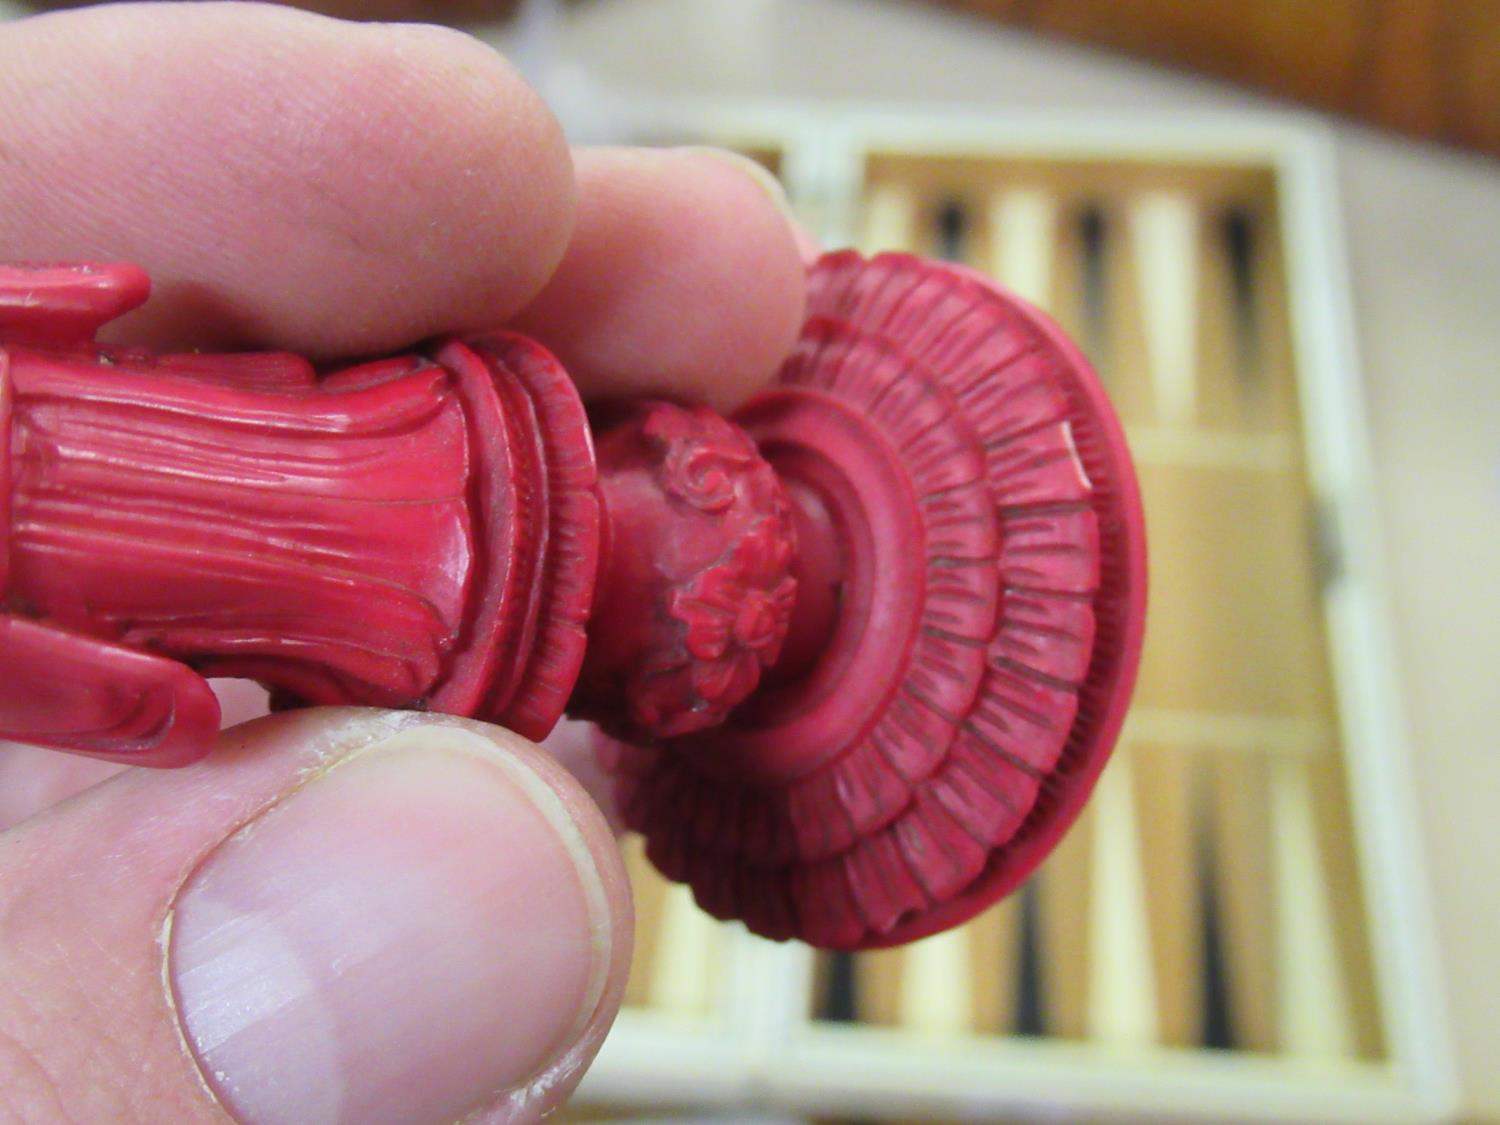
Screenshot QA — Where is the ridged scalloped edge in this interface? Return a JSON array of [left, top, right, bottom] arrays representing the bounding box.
[[471, 333, 601, 742], [610, 251, 1144, 949]]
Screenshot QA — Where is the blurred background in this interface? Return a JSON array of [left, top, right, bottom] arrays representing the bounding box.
[[4, 1, 1496, 1122]]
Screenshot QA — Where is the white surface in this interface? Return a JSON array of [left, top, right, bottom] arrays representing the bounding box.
[[1130, 193, 1201, 426], [1086, 752, 1159, 1049], [989, 188, 1056, 307]]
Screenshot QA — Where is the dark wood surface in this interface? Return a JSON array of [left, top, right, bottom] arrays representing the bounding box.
[[20, 0, 519, 23], [929, 0, 1500, 158]]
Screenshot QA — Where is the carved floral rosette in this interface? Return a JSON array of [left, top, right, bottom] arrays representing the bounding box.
[[575, 403, 797, 739]]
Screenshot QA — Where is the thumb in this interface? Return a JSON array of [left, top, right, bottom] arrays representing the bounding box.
[[0, 709, 631, 1125]]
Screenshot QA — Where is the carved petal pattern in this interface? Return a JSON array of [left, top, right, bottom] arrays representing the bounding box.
[[607, 252, 1146, 950]]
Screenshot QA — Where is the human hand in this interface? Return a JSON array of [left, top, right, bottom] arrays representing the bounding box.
[[0, 3, 807, 1123]]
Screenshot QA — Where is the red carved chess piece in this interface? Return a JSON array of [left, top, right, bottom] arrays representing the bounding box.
[[0, 253, 1145, 949]]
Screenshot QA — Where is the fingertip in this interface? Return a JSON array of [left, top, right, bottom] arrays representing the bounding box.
[[0, 3, 577, 355], [542, 718, 626, 835], [792, 218, 825, 264], [512, 146, 807, 411], [334, 18, 578, 338]]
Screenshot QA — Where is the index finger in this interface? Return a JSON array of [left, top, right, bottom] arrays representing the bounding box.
[[0, 2, 576, 357]]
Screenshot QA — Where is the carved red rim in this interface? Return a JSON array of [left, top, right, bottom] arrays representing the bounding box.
[[428, 333, 602, 743], [0, 347, 11, 598], [424, 338, 541, 722], [864, 258, 1147, 947], [476, 333, 602, 742]]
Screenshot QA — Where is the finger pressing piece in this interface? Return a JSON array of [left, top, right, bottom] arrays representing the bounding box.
[[0, 682, 271, 833], [541, 718, 624, 835], [0, 741, 125, 832], [0, 710, 631, 1125], [510, 146, 808, 411], [0, 3, 575, 356]]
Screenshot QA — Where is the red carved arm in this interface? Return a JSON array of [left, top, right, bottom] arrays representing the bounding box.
[[0, 255, 1145, 949]]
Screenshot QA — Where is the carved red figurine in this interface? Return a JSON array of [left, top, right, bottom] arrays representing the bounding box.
[[0, 252, 1145, 950]]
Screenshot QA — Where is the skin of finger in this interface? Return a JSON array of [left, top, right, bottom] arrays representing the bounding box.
[[509, 146, 808, 412], [540, 719, 624, 836], [791, 218, 824, 264], [0, 709, 632, 1125], [0, 682, 261, 835], [0, 2, 575, 357], [0, 743, 126, 833]]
